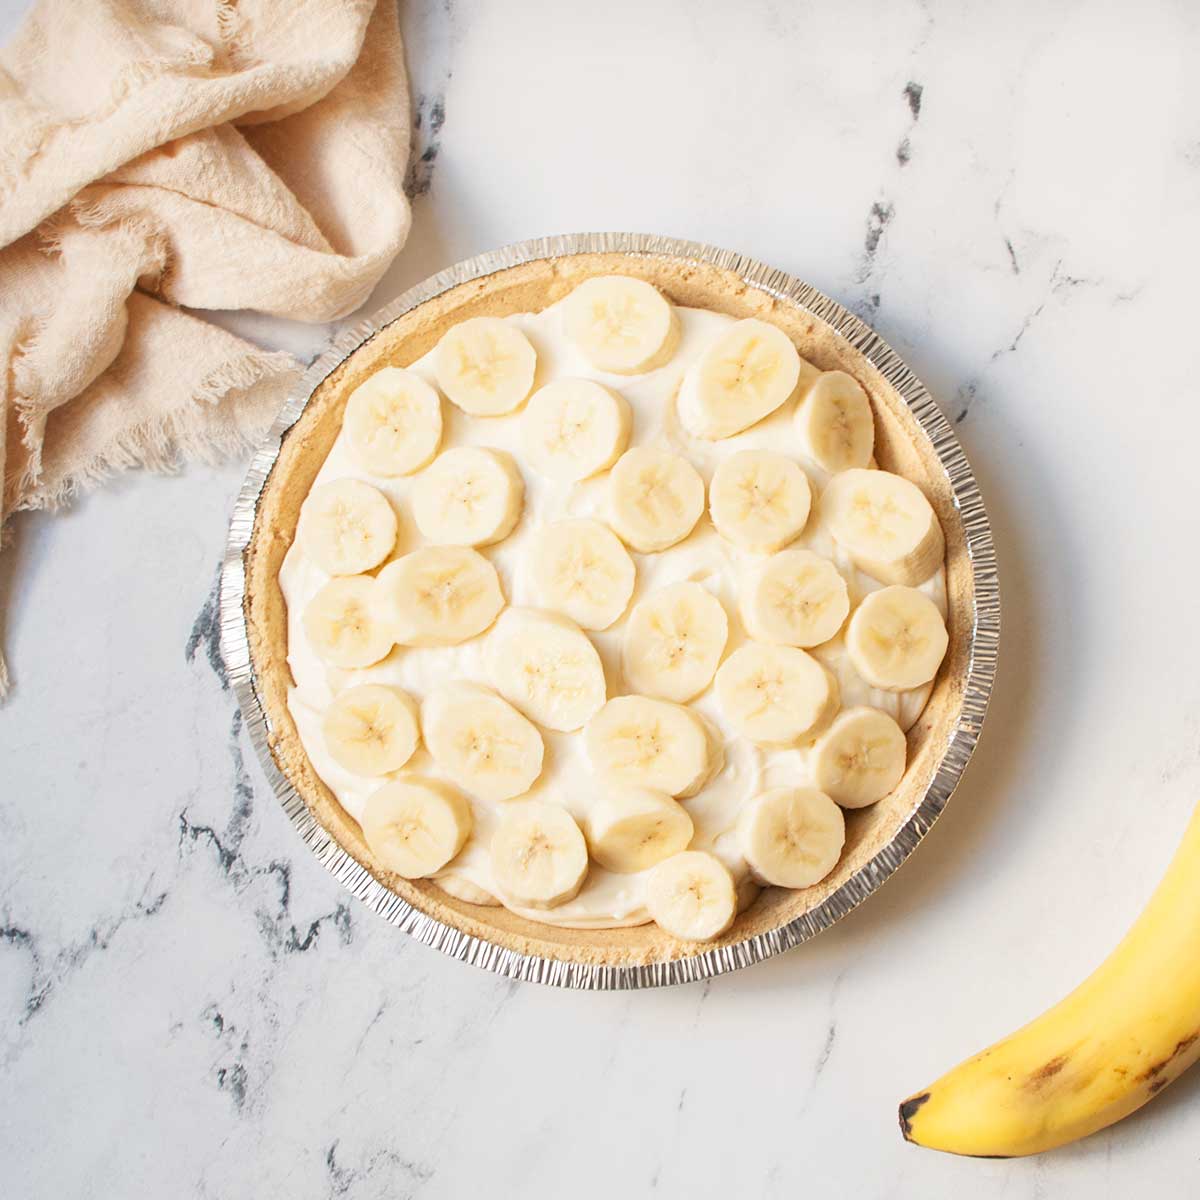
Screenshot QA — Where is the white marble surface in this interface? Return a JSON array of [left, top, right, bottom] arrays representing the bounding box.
[[3, 1, 1200, 1196]]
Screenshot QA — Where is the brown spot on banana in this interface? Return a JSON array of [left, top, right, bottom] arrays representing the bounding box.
[[898, 1092, 930, 1140], [1138, 1032, 1199, 1082], [1026, 1054, 1069, 1088]]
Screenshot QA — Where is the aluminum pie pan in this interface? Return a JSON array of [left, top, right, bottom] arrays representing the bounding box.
[[219, 232, 1000, 990]]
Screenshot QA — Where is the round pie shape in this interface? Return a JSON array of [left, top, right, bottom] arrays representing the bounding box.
[[240, 244, 980, 978]]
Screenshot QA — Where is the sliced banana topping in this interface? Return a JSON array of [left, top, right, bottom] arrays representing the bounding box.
[[845, 585, 948, 691], [434, 316, 537, 416], [486, 607, 607, 732], [490, 801, 589, 909], [795, 370, 875, 473], [608, 445, 705, 553], [709, 449, 811, 552], [343, 367, 443, 477], [321, 684, 419, 777], [585, 788, 695, 874], [561, 275, 679, 374], [738, 787, 845, 889], [529, 518, 636, 631], [715, 642, 838, 745], [422, 681, 544, 802], [289, 299, 952, 930], [822, 468, 944, 586], [296, 478, 397, 577], [412, 446, 524, 547], [373, 545, 504, 647], [811, 706, 907, 809], [736, 875, 762, 914], [622, 581, 728, 703], [434, 875, 501, 906], [522, 378, 631, 482], [740, 548, 850, 648], [361, 777, 473, 879], [677, 318, 802, 440], [645, 851, 737, 941], [303, 575, 393, 668], [585, 695, 713, 798]]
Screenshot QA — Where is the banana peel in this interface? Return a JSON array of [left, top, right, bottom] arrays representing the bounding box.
[[900, 800, 1200, 1157]]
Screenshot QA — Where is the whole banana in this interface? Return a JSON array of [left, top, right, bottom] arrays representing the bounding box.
[[900, 800, 1200, 1157]]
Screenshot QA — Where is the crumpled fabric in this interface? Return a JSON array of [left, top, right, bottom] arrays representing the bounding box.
[[0, 0, 413, 693]]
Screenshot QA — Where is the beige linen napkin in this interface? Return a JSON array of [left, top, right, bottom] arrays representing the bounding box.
[[0, 0, 413, 693]]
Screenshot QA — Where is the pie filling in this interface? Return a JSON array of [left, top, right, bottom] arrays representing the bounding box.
[[278, 278, 947, 938]]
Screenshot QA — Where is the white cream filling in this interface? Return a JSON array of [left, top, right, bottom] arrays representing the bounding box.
[[278, 300, 947, 929]]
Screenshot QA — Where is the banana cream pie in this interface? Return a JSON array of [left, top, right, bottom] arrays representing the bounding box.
[[246, 252, 968, 962]]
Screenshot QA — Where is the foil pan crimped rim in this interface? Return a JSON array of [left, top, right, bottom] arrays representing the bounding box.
[[219, 233, 1001, 990]]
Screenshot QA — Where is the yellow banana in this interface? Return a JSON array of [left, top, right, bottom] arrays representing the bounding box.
[[900, 800, 1200, 1157]]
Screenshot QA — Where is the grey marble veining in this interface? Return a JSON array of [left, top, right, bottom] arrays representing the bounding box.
[[4, 1, 1200, 1196]]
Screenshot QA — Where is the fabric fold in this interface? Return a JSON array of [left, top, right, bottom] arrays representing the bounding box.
[[0, 0, 413, 694]]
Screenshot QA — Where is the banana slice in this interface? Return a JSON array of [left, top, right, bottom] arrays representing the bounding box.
[[486, 607, 607, 731], [433, 317, 537, 416], [822, 468, 944, 586], [715, 642, 838, 745], [740, 549, 850, 648], [521, 378, 632, 482], [490, 801, 589, 909], [845, 585, 948, 690], [343, 367, 442, 477], [708, 450, 812, 552], [645, 851, 737, 941], [373, 546, 504, 647], [585, 695, 714, 798], [297, 478, 398, 576], [412, 447, 524, 547], [677, 318, 802, 440], [811, 706, 907, 809], [622, 581, 728, 703], [608, 446, 705, 552], [529, 519, 636, 631], [303, 576, 393, 668], [434, 875, 501, 906], [585, 788, 695, 873], [737, 876, 762, 914], [795, 370, 875, 472], [321, 684, 420, 777], [739, 787, 845, 889], [422, 681, 545, 802], [561, 275, 680, 374], [360, 777, 473, 879]]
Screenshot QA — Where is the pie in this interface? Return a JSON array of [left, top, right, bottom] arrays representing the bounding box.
[[244, 251, 971, 966]]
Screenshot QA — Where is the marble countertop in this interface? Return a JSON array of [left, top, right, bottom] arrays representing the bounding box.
[[4, 1, 1199, 1196]]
